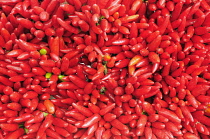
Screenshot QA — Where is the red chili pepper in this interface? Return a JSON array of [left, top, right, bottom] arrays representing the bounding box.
[[152, 122, 165, 129], [98, 103, 115, 115], [26, 112, 44, 124], [135, 114, 146, 127], [78, 20, 90, 32], [54, 126, 71, 137], [142, 101, 156, 115], [57, 82, 78, 90], [57, 18, 79, 34], [36, 114, 53, 139], [0, 76, 13, 86], [118, 115, 133, 124], [103, 113, 116, 122], [13, 113, 32, 123], [171, 2, 183, 21], [110, 127, 120, 136], [164, 75, 180, 87], [165, 121, 180, 133], [65, 111, 86, 121], [68, 75, 88, 88], [27, 123, 41, 134], [72, 103, 93, 117], [146, 34, 162, 51], [0, 0, 21, 4], [183, 132, 200, 139], [16, 39, 40, 52], [158, 108, 181, 123], [152, 128, 168, 139], [197, 95, 210, 103], [0, 123, 19, 131], [60, 3, 75, 14], [101, 129, 112, 139], [187, 2, 201, 19], [93, 126, 104, 139], [65, 123, 78, 133], [186, 94, 199, 108], [45, 0, 59, 15], [133, 86, 151, 97], [191, 85, 210, 97], [81, 113, 101, 128], [46, 128, 63, 139], [111, 119, 129, 131], [6, 128, 25, 139], [16, 18, 34, 29], [144, 127, 152, 139], [124, 83, 134, 95], [119, 15, 139, 23], [16, 51, 29, 60]]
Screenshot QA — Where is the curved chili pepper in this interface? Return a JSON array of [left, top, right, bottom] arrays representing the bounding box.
[[15, 39, 39, 51], [164, 75, 180, 87], [57, 18, 79, 34]]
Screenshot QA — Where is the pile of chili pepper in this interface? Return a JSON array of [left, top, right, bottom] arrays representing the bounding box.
[[0, 0, 210, 138]]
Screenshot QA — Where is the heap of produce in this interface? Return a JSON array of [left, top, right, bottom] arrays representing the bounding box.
[[0, 0, 210, 138]]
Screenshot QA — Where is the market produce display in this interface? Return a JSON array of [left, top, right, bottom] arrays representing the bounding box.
[[0, 0, 210, 138]]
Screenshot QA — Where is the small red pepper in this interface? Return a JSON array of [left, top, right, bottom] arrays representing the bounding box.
[[82, 113, 101, 128], [6, 128, 25, 139], [158, 108, 181, 123], [36, 114, 53, 139], [57, 18, 79, 34], [72, 103, 93, 117]]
